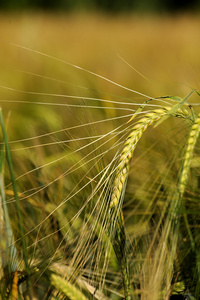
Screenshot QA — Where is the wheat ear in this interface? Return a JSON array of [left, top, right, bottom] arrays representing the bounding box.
[[51, 273, 88, 300], [177, 112, 200, 250], [179, 113, 200, 196], [110, 108, 170, 300], [161, 113, 200, 298], [110, 107, 173, 209], [109, 106, 189, 300]]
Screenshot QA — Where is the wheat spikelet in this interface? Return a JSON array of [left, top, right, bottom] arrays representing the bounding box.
[[51, 273, 88, 300], [110, 106, 190, 209], [174, 112, 200, 255], [141, 111, 200, 298], [161, 113, 200, 298], [179, 112, 200, 196], [110, 107, 170, 209], [109, 106, 190, 299], [109, 108, 171, 299]]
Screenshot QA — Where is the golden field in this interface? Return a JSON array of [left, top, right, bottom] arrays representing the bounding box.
[[1, 12, 200, 97]]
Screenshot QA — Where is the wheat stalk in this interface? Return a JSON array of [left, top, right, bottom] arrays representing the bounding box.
[[166, 112, 200, 298], [110, 108, 170, 299], [109, 106, 190, 299], [170, 112, 200, 245], [140, 111, 200, 299], [175, 112, 200, 297]]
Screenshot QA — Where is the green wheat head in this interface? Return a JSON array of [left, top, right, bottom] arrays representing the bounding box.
[[109, 104, 192, 299]]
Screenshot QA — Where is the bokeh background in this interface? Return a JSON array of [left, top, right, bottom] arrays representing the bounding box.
[[1, 0, 200, 99]]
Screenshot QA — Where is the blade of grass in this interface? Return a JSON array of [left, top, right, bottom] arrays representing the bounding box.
[[0, 135, 19, 273], [155, 90, 195, 127], [0, 108, 31, 297], [127, 98, 152, 123]]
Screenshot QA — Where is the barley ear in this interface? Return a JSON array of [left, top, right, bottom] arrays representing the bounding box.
[[51, 274, 88, 300], [177, 112, 200, 250], [110, 108, 170, 300], [179, 113, 200, 197], [110, 107, 177, 209], [109, 106, 190, 299]]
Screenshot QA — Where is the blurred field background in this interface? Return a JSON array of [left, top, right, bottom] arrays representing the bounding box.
[[1, 1, 200, 299], [2, 12, 200, 92], [1, 12, 200, 133]]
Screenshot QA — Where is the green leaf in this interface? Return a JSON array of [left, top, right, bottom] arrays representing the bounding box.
[[155, 90, 195, 127]]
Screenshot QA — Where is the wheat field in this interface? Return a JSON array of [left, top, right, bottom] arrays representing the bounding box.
[[0, 12, 200, 300]]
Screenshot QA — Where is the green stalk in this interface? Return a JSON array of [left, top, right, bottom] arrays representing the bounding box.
[[0, 108, 31, 297], [110, 106, 190, 299], [112, 210, 131, 300], [0, 141, 19, 273]]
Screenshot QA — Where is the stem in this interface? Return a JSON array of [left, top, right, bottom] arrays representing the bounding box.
[[112, 210, 132, 299], [0, 108, 32, 298]]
